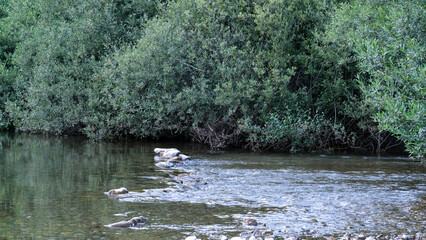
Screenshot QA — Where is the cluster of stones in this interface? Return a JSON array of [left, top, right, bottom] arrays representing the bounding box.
[[185, 218, 275, 240], [103, 148, 193, 228], [154, 148, 191, 168], [184, 217, 426, 240], [333, 233, 426, 240], [185, 233, 426, 240]]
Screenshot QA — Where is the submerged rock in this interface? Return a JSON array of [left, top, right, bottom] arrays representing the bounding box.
[[242, 217, 258, 226], [107, 187, 129, 196], [113, 211, 136, 217], [105, 216, 146, 228]]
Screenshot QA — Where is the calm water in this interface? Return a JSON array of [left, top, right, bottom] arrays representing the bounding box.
[[0, 133, 424, 239]]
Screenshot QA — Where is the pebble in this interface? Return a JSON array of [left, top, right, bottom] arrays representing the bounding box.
[[230, 237, 244, 240], [185, 236, 198, 240], [242, 217, 258, 226], [401, 235, 415, 240]]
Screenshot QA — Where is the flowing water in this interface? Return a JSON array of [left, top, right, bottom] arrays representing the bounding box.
[[0, 133, 424, 239]]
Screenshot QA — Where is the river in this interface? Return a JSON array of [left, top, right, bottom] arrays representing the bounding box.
[[0, 133, 424, 239]]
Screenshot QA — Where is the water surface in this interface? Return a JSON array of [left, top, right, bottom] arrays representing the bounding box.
[[0, 133, 424, 239]]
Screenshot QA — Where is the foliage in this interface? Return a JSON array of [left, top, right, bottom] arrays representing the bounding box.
[[4, 0, 159, 134], [0, 0, 423, 159], [85, 0, 349, 151], [325, 0, 425, 159]]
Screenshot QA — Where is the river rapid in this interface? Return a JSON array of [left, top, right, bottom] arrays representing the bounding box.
[[0, 133, 424, 239]]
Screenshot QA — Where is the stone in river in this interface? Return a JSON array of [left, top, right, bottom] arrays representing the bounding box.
[[185, 236, 198, 240], [242, 217, 257, 226], [107, 187, 128, 196], [106, 216, 146, 228]]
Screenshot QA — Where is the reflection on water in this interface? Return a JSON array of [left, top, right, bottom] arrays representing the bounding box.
[[0, 133, 424, 239]]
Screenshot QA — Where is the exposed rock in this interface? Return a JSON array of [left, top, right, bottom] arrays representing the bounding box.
[[107, 187, 129, 196], [242, 217, 258, 226], [185, 236, 198, 240], [155, 162, 173, 168], [179, 154, 191, 160], [230, 237, 244, 240], [401, 235, 415, 240], [154, 156, 165, 162], [154, 148, 178, 154], [160, 149, 181, 159], [167, 156, 182, 164], [262, 230, 274, 236], [105, 216, 146, 228]]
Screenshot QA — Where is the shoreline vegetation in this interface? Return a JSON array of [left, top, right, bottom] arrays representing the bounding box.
[[0, 0, 424, 161]]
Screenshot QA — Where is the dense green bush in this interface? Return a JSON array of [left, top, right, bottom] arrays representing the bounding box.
[[0, 0, 423, 159], [325, 0, 425, 159], [4, 0, 159, 134], [85, 0, 348, 151]]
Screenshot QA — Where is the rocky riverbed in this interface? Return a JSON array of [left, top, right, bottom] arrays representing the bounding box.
[[104, 149, 425, 240]]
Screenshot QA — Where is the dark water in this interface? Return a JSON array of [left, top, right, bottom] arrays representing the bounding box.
[[0, 133, 424, 239]]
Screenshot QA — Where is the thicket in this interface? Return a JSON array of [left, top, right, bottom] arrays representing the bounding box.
[[0, 0, 424, 160]]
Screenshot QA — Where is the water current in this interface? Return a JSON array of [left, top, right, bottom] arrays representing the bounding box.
[[0, 133, 424, 239]]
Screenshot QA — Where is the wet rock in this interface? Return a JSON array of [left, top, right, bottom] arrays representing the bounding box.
[[107, 187, 128, 196], [401, 235, 415, 240], [155, 162, 173, 168], [185, 236, 198, 240], [154, 156, 165, 162], [159, 149, 181, 159], [167, 157, 182, 164], [105, 216, 146, 228], [154, 148, 178, 154], [179, 154, 191, 160], [242, 217, 258, 226], [262, 229, 274, 237], [230, 237, 244, 240]]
